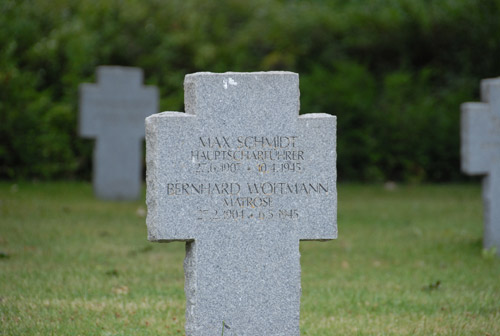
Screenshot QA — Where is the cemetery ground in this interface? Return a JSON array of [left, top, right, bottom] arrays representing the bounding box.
[[1, 182, 499, 335]]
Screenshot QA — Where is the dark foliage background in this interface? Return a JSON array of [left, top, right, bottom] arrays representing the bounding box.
[[1, 0, 500, 182]]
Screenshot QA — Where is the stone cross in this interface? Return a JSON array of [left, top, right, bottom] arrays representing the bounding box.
[[461, 77, 500, 256], [79, 66, 158, 200], [146, 72, 337, 335]]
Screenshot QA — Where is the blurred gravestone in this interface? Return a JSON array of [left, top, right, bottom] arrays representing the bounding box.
[[146, 72, 337, 335], [461, 77, 500, 256], [79, 66, 158, 200]]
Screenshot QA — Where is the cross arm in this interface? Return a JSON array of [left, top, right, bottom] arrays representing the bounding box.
[[78, 83, 100, 138], [146, 112, 198, 242], [461, 102, 491, 175], [297, 113, 337, 241]]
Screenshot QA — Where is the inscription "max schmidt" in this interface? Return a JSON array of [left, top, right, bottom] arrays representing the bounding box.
[[199, 136, 298, 149]]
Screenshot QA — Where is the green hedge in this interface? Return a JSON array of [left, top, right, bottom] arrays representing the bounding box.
[[1, 0, 500, 181]]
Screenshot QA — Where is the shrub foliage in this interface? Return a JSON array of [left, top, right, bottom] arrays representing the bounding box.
[[1, 0, 500, 181]]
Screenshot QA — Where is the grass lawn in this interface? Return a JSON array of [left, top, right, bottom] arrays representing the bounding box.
[[1, 182, 499, 335]]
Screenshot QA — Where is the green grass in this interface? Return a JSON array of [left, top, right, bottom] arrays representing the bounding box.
[[1, 182, 499, 335]]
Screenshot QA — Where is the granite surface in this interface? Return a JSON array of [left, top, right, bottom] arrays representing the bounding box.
[[79, 66, 158, 200], [461, 77, 500, 255], [146, 72, 337, 335]]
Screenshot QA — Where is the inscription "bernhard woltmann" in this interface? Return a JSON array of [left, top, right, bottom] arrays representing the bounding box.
[[166, 182, 329, 195]]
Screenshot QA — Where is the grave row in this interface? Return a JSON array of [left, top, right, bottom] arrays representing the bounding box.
[[79, 66, 499, 335]]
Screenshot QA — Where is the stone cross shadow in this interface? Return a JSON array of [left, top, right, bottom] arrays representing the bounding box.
[[146, 72, 337, 335], [79, 66, 158, 200], [461, 77, 500, 256]]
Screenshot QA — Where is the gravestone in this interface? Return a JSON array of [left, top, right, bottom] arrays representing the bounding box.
[[79, 66, 158, 200], [146, 72, 337, 335], [461, 77, 500, 256]]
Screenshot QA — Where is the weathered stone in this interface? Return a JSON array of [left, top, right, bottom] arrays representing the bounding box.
[[461, 77, 500, 255], [79, 66, 158, 200], [146, 72, 337, 335]]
